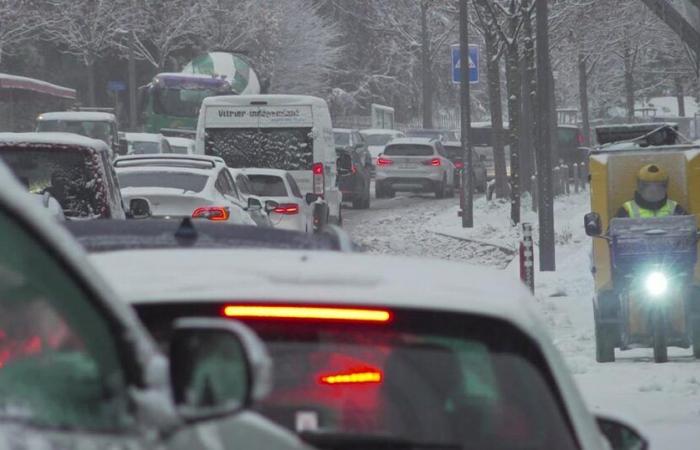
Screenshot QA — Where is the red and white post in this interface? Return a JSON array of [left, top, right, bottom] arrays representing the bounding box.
[[520, 223, 535, 293]]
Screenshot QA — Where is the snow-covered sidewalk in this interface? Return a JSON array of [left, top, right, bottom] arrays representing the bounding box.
[[428, 192, 700, 448]]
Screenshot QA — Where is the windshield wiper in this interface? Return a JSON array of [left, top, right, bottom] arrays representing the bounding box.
[[299, 431, 462, 450]]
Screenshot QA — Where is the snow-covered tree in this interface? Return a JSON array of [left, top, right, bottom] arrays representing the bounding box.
[[0, 1, 46, 64]]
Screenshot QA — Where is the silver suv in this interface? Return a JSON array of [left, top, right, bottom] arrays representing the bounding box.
[[375, 137, 456, 198]]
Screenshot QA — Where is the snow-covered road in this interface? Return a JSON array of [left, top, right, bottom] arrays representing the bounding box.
[[343, 188, 700, 449]]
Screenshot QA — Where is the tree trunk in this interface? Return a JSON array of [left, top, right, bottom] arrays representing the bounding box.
[[578, 54, 591, 146], [484, 31, 507, 198], [520, 0, 536, 193], [420, 2, 433, 129], [623, 42, 635, 121], [506, 2, 522, 224], [535, 0, 555, 271], [676, 77, 686, 116], [87, 61, 96, 107]]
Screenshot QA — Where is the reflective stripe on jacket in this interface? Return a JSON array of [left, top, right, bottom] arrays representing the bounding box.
[[622, 199, 677, 218]]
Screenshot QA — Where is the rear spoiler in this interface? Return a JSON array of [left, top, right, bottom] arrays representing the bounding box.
[[595, 123, 679, 146], [72, 106, 116, 114], [160, 128, 197, 138]]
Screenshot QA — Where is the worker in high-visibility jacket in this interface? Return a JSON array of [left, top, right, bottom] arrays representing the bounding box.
[[616, 164, 686, 218]]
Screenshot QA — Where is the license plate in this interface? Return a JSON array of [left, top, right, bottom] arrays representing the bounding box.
[[399, 163, 416, 169]]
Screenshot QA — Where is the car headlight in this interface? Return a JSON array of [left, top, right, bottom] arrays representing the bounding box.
[[645, 271, 668, 298]]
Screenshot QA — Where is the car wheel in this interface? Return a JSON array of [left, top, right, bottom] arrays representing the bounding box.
[[352, 195, 363, 209], [375, 182, 385, 199], [435, 177, 446, 199], [364, 187, 371, 209]]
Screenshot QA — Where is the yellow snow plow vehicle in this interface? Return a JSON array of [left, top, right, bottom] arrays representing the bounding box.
[[584, 124, 700, 363]]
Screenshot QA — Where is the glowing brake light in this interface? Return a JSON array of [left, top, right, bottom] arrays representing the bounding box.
[[320, 369, 383, 385], [377, 157, 393, 166], [221, 305, 392, 323], [454, 161, 464, 169], [312, 162, 325, 195], [192, 206, 230, 221], [423, 158, 441, 167], [273, 203, 300, 215]]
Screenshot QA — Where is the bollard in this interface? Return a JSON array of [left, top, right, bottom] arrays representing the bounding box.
[[531, 175, 538, 212], [564, 165, 570, 195], [520, 223, 535, 293], [552, 166, 560, 196], [573, 163, 580, 193]]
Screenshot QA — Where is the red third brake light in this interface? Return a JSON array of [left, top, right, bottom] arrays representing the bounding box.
[[377, 157, 393, 166], [423, 158, 441, 167], [319, 369, 383, 385], [273, 203, 300, 215], [192, 206, 230, 221], [221, 305, 392, 323]]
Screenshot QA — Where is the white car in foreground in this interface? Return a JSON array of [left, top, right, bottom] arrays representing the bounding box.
[[114, 154, 257, 226], [230, 168, 312, 233], [92, 248, 646, 450]]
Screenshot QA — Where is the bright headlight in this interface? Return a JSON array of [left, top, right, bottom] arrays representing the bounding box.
[[645, 271, 669, 298]]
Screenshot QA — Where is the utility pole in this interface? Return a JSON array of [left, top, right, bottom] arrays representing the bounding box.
[[128, 29, 137, 131], [460, 0, 473, 228], [535, 0, 555, 270]]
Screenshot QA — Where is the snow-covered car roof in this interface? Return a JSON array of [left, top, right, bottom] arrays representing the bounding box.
[[124, 132, 164, 143], [37, 111, 117, 122], [332, 128, 354, 133], [0, 132, 111, 153], [114, 154, 226, 170], [238, 168, 289, 178], [359, 128, 404, 135], [385, 137, 436, 145], [202, 94, 328, 108]]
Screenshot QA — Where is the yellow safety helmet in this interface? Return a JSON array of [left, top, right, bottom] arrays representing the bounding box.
[[637, 164, 669, 183]]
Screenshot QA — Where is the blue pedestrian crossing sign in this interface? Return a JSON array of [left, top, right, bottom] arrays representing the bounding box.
[[451, 44, 479, 84]]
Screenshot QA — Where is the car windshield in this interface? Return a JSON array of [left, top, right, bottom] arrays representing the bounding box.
[[136, 306, 578, 450], [364, 134, 395, 146], [37, 120, 113, 146], [247, 174, 288, 197], [384, 145, 434, 157], [117, 171, 208, 193], [0, 147, 106, 218], [153, 86, 217, 118], [334, 132, 351, 146], [129, 141, 160, 154]]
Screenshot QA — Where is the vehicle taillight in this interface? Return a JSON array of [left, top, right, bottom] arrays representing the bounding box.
[[319, 369, 383, 385], [423, 158, 441, 167], [352, 164, 357, 174], [312, 162, 324, 195], [377, 157, 393, 166], [454, 161, 464, 169], [273, 203, 300, 215], [192, 206, 230, 221], [577, 132, 585, 145], [221, 305, 392, 323]]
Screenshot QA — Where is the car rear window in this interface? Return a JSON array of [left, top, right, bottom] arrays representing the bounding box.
[[0, 147, 107, 218], [117, 171, 208, 193], [384, 144, 434, 157], [170, 145, 189, 154], [334, 132, 350, 146], [363, 134, 394, 146], [129, 141, 160, 155], [135, 306, 578, 450], [247, 175, 289, 197]]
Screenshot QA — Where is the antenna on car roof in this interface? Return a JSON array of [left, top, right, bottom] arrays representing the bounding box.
[[174, 217, 198, 245]]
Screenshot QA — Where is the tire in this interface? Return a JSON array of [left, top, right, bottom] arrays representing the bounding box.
[[435, 177, 446, 199], [352, 195, 363, 209], [652, 309, 668, 363], [362, 185, 371, 209], [595, 323, 617, 363], [376, 181, 387, 199]]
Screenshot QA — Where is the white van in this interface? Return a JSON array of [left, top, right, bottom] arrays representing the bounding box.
[[196, 95, 341, 226]]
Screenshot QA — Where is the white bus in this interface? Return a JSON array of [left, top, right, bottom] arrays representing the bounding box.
[[196, 95, 341, 226]]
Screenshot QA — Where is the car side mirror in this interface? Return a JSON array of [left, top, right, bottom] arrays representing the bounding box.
[[129, 198, 152, 219], [264, 200, 279, 214], [596, 415, 648, 450], [247, 197, 262, 211], [169, 318, 272, 421], [305, 193, 319, 205], [584, 212, 602, 237]]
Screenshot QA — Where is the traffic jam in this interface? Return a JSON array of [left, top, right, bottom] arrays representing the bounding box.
[[4, 1, 700, 449]]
